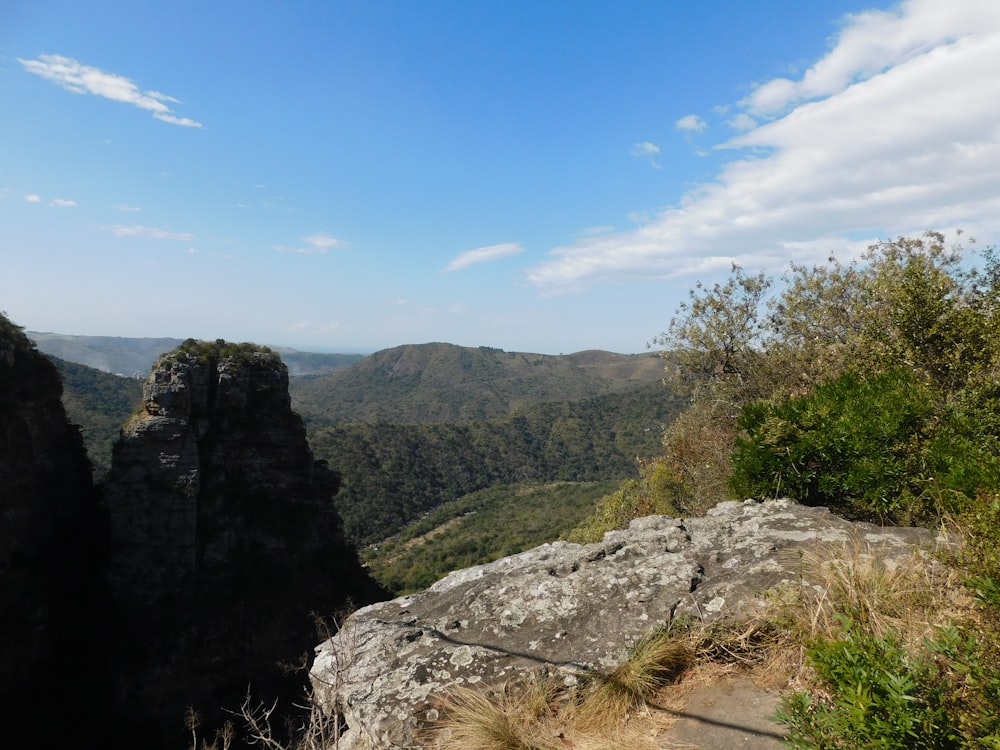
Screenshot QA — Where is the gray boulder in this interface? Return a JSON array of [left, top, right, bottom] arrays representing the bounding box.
[[312, 498, 936, 749]]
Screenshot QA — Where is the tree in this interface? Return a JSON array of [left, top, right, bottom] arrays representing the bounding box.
[[652, 263, 773, 410]]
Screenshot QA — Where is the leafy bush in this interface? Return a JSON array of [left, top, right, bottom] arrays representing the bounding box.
[[777, 617, 962, 749], [731, 368, 1000, 521], [731, 369, 936, 519], [777, 613, 1000, 750]]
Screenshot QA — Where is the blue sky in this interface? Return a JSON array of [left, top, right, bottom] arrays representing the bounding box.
[[3, 1, 999, 354]]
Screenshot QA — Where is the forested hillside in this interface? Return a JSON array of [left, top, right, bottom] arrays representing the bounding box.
[[290, 342, 665, 425], [311, 380, 681, 544], [49, 356, 143, 476], [50, 339, 681, 541], [365, 480, 621, 594]]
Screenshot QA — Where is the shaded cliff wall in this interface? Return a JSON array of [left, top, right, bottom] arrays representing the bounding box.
[[0, 314, 112, 747], [103, 339, 384, 744]]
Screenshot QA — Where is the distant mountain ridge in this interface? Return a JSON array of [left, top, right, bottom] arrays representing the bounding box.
[[28, 332, 187, 376], [290, 342, 665, 425], [27, 331, 364, 377]]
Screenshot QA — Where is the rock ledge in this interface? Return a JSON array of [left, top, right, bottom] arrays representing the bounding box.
[[312, 498, 936, 749]]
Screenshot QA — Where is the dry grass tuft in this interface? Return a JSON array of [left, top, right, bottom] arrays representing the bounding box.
[[431, 675, 561, 750], [780, 536, 967, 646], [575, 631, 691, 728]]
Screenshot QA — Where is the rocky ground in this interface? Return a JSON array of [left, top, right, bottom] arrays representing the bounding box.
[[312, 498, 938, 749]]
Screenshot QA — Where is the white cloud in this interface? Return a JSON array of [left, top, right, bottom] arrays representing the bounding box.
[[726, 113, 757, 131], [115, 203, 141, 212], [24, 194, 41, 203], [526, 0, 1000, 294], [106, 224, 194, 241], [50, 198, 76, 207], [744, 0, 1000, 116], [443, 242, 525, 272], [675, 114, 707, 133], [17, 54, 203, 127], [630, 141, 662, 169], [153, 113, 202, 127], [274, 232, 349, 254]]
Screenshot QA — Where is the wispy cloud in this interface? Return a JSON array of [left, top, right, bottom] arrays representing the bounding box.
[[24, 194, 41, 203], [630, 141, 662, 169], [105, 224, 194, 241], [18, 54, 203, 128], [675, 114, 707, 133], [726, 113, 757, 131], [443, 242, 525, 272], [50, 198, 76, 207], [115, 203, 141, 212], [274, 232, 349, 254], [526, 0, 1000, 294]]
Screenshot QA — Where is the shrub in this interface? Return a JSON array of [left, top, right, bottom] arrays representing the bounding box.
[[731, 369, 936, 520], [566, 458, 687, 542], [776, 617, 962, 750]]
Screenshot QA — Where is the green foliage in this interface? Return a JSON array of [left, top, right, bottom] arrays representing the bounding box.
[[164, 338, 281, 367], [731, 369, 937, 518], [290, 343, 666, 426], [366, 481, 618, 594], [777, 617, 963, 749], [956, 494, 1000, 610], [50, 356, 143, 476], [566, 458, 686, 543], [732, 367, 1000, 521], [652, 232, 1000, 520], [776, 613, 1000, 749], [652, 263, 773, 408]]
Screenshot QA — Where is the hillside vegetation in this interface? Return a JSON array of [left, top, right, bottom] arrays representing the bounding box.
[[312, 381, 681, 545], [364, 480, 619, 594], [290, 342, 665, 425], [50, 356, 143, 476], [48, 338, 680, 545]]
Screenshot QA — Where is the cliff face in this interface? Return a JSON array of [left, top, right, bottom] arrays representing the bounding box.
[[103, 339, 384, 744], [106, 341, 343, 603], [0, 314, 112, 746]]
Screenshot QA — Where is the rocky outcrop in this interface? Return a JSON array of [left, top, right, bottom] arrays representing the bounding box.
[[0, 314, 112, 747], [312, 499, 937, 749], [103, 339, 384, 745]]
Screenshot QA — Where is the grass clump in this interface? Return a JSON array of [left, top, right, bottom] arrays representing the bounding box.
[[430, 628, 692, 750], [576, 629, 691, 727], [432, 676, 560, 750]]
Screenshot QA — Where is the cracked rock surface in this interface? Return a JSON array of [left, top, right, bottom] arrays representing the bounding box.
[[312, 498, 935, 749]]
